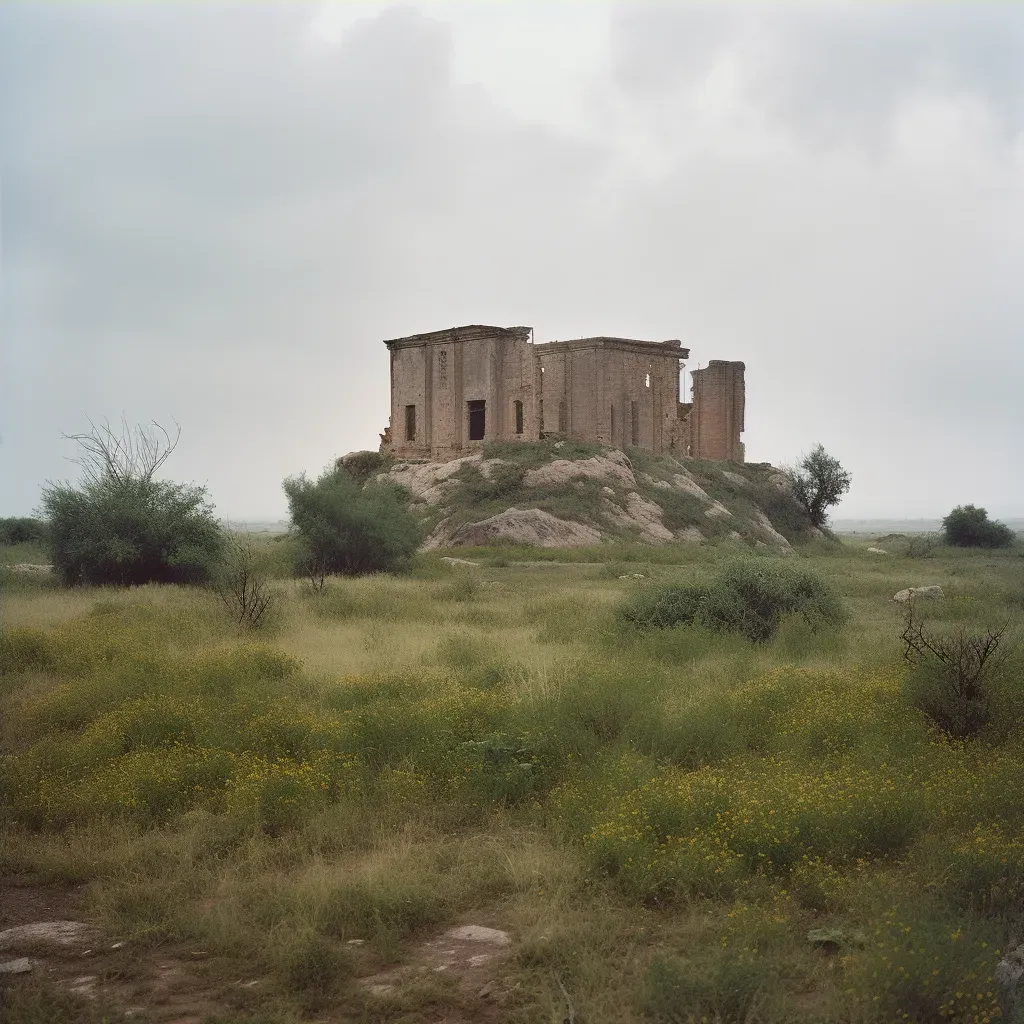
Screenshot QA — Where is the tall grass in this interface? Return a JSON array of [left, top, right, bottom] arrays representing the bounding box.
[[1, 545, 1022, 1022]]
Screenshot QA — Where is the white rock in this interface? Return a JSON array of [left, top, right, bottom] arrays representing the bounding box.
[[867, 547, 889, 555], [722, 471, 748, 488], [440, 557, 479, 566], [441, 508, 602, 549], [670, 473, 712, 502], [523, 451, 636, 489], [996, 944, 1024, 1023], [0, 921, 93, 951], [445, 925, 511, 947], [704, 501, 733, 519], [893, 586, 945, 603], [0, 958, 32, 974], [752, 509, 793, 553]]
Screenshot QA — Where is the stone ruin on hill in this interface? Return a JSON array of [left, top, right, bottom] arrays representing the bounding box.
[[380, 325, 745, 463]]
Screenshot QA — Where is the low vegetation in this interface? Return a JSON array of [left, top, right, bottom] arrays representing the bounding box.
[[2, 537, 1023, 1022], [619, 558, 846, 641]]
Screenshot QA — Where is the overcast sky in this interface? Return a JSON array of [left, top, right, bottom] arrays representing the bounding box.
[[2, 2, 1022, 520]]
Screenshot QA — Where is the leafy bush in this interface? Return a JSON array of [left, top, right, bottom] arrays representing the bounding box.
[[336, 450, 389, 486], [621, 559, 845, 642], [941, 504, 1015, 549], [0, 516, 49, 546], [42, 477, 223, 586], [283, 466, 421, 578], [39, 419, 223, 586]]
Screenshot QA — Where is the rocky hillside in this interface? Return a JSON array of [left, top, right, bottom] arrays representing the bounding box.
[[356, 440, 819, 553]]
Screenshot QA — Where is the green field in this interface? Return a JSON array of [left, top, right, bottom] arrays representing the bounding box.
[[1, 537, 1022, 1023]]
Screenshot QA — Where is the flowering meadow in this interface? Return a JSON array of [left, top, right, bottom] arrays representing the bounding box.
[[1, 540, 1022, 1022]]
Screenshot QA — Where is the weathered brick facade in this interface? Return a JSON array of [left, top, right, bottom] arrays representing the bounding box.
[[382, 325, 744, 462]]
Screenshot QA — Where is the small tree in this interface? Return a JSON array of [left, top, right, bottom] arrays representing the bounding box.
[[40, 418, 223, 586], [941, 505, 1015, 549], [283, 465, 421, 579], [786, 444, 851, 528]]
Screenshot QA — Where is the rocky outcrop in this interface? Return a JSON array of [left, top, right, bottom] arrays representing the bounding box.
[[523, 451, 636, 489], [428, 508, 603, 549], [375, 445, 814, 552]]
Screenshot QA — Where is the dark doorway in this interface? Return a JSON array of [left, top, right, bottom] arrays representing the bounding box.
[[514, 400, 524, 435], [405, 404, 416, 442], [630, 401, 639, 446], [468, 400, 486, 441]]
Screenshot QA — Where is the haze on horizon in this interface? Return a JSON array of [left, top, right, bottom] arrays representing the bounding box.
[[2, 2, 1022, 522]]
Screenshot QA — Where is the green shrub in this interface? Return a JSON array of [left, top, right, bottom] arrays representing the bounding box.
[[620, 559, 845, 642], [336, 450, 389, 485], [283, 466, 421, 578], [41, 476, 223, 587], [941, 504, 1015, 548], [0, 516, 50, 546]]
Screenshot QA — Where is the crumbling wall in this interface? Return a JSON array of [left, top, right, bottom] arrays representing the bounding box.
[[689, 360, 745, 461], [382, 327, 743, 463]]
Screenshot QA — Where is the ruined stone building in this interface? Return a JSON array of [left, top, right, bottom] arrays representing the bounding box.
[[381, 325, 745, 462]]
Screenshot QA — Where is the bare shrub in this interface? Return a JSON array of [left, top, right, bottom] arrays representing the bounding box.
[[217, 533, 275, 629], [900, 602, 1012, 739]]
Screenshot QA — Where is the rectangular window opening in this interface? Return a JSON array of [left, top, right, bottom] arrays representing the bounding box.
[[610, 404, 616, 444], [405, 404, 416, 442], [468, 400, 486, 441], [557, 399, 566, 433], [630, 400, 639, 446], [514, 400, 524, 435]]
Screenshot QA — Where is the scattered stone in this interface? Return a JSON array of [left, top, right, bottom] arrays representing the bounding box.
[[346, 939, 365, 946], [867, 547, 889, 555], [69, 975, 97, 997], [618, 573, 646, 580], [445, 925, 511, 946], [440, 557, 479, 566], [478, 981, 496, 999], [0, 921, 93, 951], [893, 586, 945, 603], [995, 944, 1024, 1023], [111, 941, 126, 949], [0, 957, 33, 974]]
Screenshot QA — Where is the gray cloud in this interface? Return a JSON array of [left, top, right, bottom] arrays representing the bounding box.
[[2, 2, 1022, 520]]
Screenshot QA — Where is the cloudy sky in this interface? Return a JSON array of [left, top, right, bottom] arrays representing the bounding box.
[[2, 2, 1022, 520]]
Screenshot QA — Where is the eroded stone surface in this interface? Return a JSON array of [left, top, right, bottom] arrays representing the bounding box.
[[441, 508, 603, 549], [0, 957, 33, 974], [0, 921, 94, 951]]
